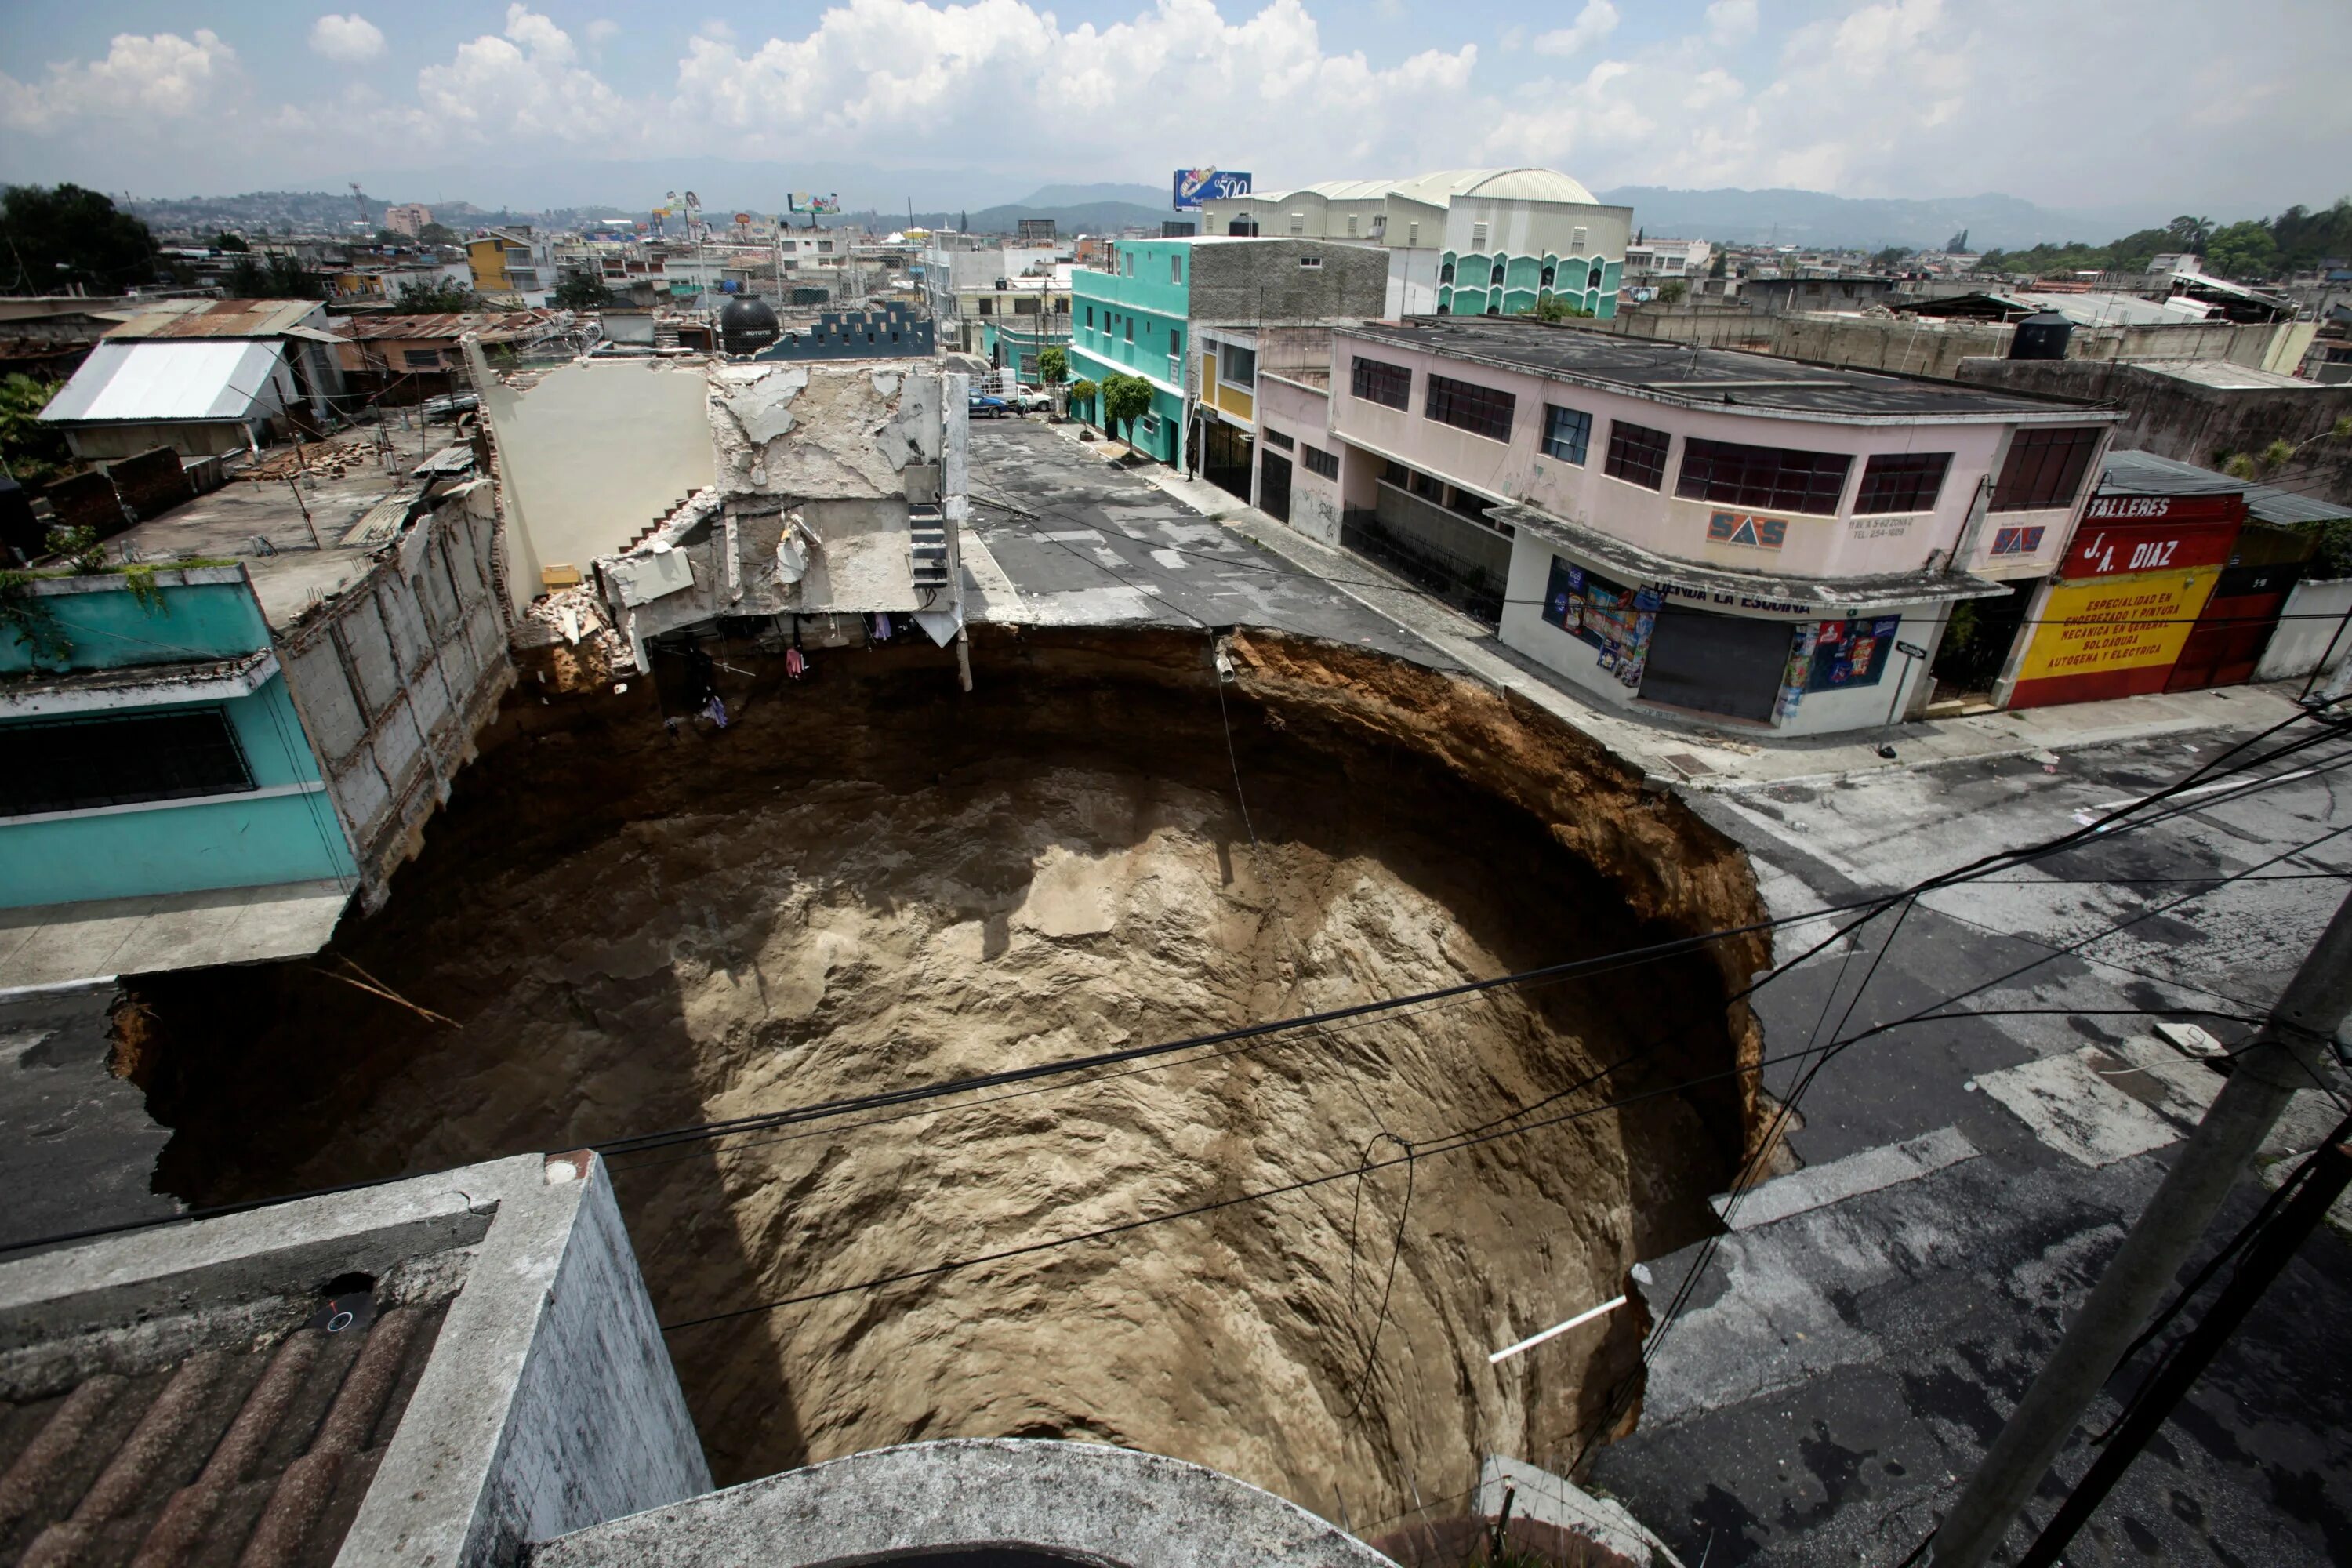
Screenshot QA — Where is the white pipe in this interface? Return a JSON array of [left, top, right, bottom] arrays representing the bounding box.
[[1489, 1295, 1628, 1365]]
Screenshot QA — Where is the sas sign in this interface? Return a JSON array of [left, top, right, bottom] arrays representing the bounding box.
[[1174, 168, 1253, 210]]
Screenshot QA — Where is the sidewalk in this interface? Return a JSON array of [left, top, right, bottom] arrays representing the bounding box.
[[1047, 422, 2320, 792]]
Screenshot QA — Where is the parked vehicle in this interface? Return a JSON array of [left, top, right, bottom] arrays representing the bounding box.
[[967, 394, 1011, 419], [1011, 387, 1053, 413]]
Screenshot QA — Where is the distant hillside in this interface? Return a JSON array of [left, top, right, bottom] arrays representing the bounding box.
[[1010, 182, 1170, 209], [1594, 186, 2154, 252], [964, 198, 1173, 235]]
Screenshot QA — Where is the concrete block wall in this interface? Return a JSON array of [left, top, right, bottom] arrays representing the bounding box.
[[106, 447, 197, 522], [278, 480, 515, 909], [1189, 238, 1390, 326]]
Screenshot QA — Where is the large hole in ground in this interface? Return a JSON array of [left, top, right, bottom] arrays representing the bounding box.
[[124, 626, 1766, 1525]]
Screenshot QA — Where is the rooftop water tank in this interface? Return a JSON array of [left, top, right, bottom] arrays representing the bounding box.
[[719, 294, 781, 355], [2009, 309, 2073, 360]]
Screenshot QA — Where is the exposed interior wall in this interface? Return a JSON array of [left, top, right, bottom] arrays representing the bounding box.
[[277, 480, 516, 908], [2256, 577, 2352, 682], [471, 352, 713, 611]]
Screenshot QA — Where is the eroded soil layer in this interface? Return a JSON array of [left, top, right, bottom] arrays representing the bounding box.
[[128, 626, 1766, 1522]]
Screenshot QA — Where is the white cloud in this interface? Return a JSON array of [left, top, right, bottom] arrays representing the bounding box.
[[586, 19, 621, 46], [1532, 0, 1619, 57], [310, 14, 387, 64], [2, 29, 238, 132], [1704, 0, 1758, 45], [412, 6, 619, 140]]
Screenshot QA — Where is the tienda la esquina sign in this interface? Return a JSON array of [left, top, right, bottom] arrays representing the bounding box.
[[2008, 492, 2246, 710]]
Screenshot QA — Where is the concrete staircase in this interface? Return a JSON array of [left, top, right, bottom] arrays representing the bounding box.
[[622, 494, 696, 553], [908, 505, 950, 592]]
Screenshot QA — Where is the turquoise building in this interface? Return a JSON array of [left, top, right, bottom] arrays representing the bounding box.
[[1069, 240, 1192, 467], [1438, 249, 1621, 319], [0, 568, 358, 908]]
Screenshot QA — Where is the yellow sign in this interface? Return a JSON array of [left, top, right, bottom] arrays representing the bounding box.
[[2016, 569, 2218, 684]]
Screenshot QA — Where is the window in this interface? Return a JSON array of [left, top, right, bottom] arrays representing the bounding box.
[[1490, 263, 1506, 286], [1542, 405, 1592, 465], [1472, 223, 1488, 249], [1220, 341, 1257, 384], [1570, 226, 1588, 252], [1440, 260, 1456, 284], [1014, 296, 1039, 315], [1854, 452, 1953, 514], [1605, 420, 1672, 490], [1085, 305, 1094, 328], [1424, 373, 1517, 442], [1123, 317, 1133, 343], [1171, 254, 1182, 283], [1541, 264, 1556, 289], [3, 710, 253, 816], [978, 298, 993, 316], [1168, 328, 1181, 357], [1994, 427, 2103, 511], [1410, 468, 1444, 502], [1288, 212, 1305, 235], [1352, 356, 1411, 410], [1299, 255, 1323, 269], [1264, 427, 1294, 451], [1382, 459, 1410, 485], [1407, 222, 1420, 245], [1123, 252, 1134, 276], [401, 348, 443, 369], [1675, 437, 1852, 514], [1302, 445, 1340, 480]]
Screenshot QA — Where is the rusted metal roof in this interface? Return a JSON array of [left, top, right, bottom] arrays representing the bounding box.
[[103, 299, 328, 341], [335, 311, 557, 343], [0, 1297, 450, 1567]]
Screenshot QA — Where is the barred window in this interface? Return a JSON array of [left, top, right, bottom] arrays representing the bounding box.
[[1302, 445, 1339, 480], [4, 710, 253, 816], [1854, 452, 1953, 514], [1604, 421, 1672, 490], [1994, 427, 2103, 512], [1675, 437, 1852, 514], [1352, 356, 1411, 409], [1542, 405, 1592, 465], [1425, 373, 1516, 442], [1263, 428, 1295, 451]]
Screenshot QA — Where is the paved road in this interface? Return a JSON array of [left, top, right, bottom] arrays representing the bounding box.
[[962, 419, 1452, 667], [1586, 720, 2352, 1566]]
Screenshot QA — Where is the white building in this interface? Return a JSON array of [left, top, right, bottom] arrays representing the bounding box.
[[1197, 168, 1634, 321], [1624, 238, 1712, 284]]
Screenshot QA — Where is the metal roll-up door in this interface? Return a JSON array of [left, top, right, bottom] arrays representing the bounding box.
[[1639, 606, 1795, 722]]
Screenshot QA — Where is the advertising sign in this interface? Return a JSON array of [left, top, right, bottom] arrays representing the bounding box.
[[2058, 514, 2239, 581], [2082, 492, 2245, 524], [788, 192, 842, 215], [1174, 168, 1253, 210], [1804, 615, 1902, 692], [1706, 511, 1789, 550], [2009, 568, 2221, 709], [1542, 557, 1662, 688]]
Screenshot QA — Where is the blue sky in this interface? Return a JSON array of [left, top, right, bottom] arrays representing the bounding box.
[[5, 0, 2347, 217]]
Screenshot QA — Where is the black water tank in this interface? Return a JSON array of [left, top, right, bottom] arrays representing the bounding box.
[[2010, 309, 2073, 360], [719, 295, 781, 355]]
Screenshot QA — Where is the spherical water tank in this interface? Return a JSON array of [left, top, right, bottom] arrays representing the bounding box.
[[2009, 310, 2073, 360], [720, 295, 782, 355]]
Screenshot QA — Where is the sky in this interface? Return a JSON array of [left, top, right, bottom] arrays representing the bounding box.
[[3, 0, 2347, 218]]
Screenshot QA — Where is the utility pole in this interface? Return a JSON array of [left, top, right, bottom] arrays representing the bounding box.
[[1929, 884, 2352, 1566], [2015, 1125, 2352, 1568]]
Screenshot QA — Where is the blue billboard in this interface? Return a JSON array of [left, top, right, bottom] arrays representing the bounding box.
[[1174, 168, 1253, 210]]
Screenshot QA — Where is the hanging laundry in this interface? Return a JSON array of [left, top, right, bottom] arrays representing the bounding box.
[[701, 694, 729, 728], [873, 611, 893, 641], [785, 647, 807, 680]]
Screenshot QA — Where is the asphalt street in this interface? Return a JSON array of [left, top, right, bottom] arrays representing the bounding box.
[[1587, 719, 2352, 1566], [960, 419, 1453, 666]]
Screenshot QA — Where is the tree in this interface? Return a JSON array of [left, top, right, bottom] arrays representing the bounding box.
[[1945, 228, 1969, 252], [0, 373, 70, 484], [373, 229, 408, 247], [1100, 373, 1152, 454], [1657, 280, 1688, 305], [1068, 376, 1100, 426], [554, 268, 616, 310], [2166, 215, 2216, 250], [418, 222, 461, 245], [1871, 245, 1912, 270], [1533, 290, 1592, 321], [1036, 346, 1069, 418], [0, 183, 159, 295], [213, 230, 249, 252], [1709, 249, 1728, 278], [395, 277, 480, 312], [225, 253, 325, 299], [2204, 219, 2280, 281]]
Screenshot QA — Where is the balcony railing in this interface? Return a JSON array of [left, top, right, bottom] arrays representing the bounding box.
[[1339, 507, 1504, 625]]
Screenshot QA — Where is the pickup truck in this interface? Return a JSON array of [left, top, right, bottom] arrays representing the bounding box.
[[1010, 387, 1054, 414], [967, 393, 1011, 419]]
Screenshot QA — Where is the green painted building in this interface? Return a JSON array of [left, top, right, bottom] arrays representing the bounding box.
[[0, 568, 358, 908], [1069, 239, 1193, 467], [1438, 249, 1621, 320]]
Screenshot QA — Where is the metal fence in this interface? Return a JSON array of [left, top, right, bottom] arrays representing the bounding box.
[[1340, 506, 1504, 625]]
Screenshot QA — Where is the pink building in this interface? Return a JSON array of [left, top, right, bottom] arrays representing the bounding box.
[[1266, 319, 2120, 735]]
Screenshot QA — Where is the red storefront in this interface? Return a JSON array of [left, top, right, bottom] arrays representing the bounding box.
[[2007, 491, 2245, 709]]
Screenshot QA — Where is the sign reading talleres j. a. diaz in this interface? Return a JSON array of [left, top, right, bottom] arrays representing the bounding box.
[[2057, 495, 2244, 583]]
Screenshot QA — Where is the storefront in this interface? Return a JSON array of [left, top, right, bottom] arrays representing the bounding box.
[[2005, 492, 2244, 710], [1505, 510, 1989, 737]]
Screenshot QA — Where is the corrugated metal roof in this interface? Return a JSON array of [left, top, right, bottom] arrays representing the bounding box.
[[336, 311, 553, 343], [104, 299, 325, 340], [2096, 446, 2352, 524], [42, 339, 287, 423]]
